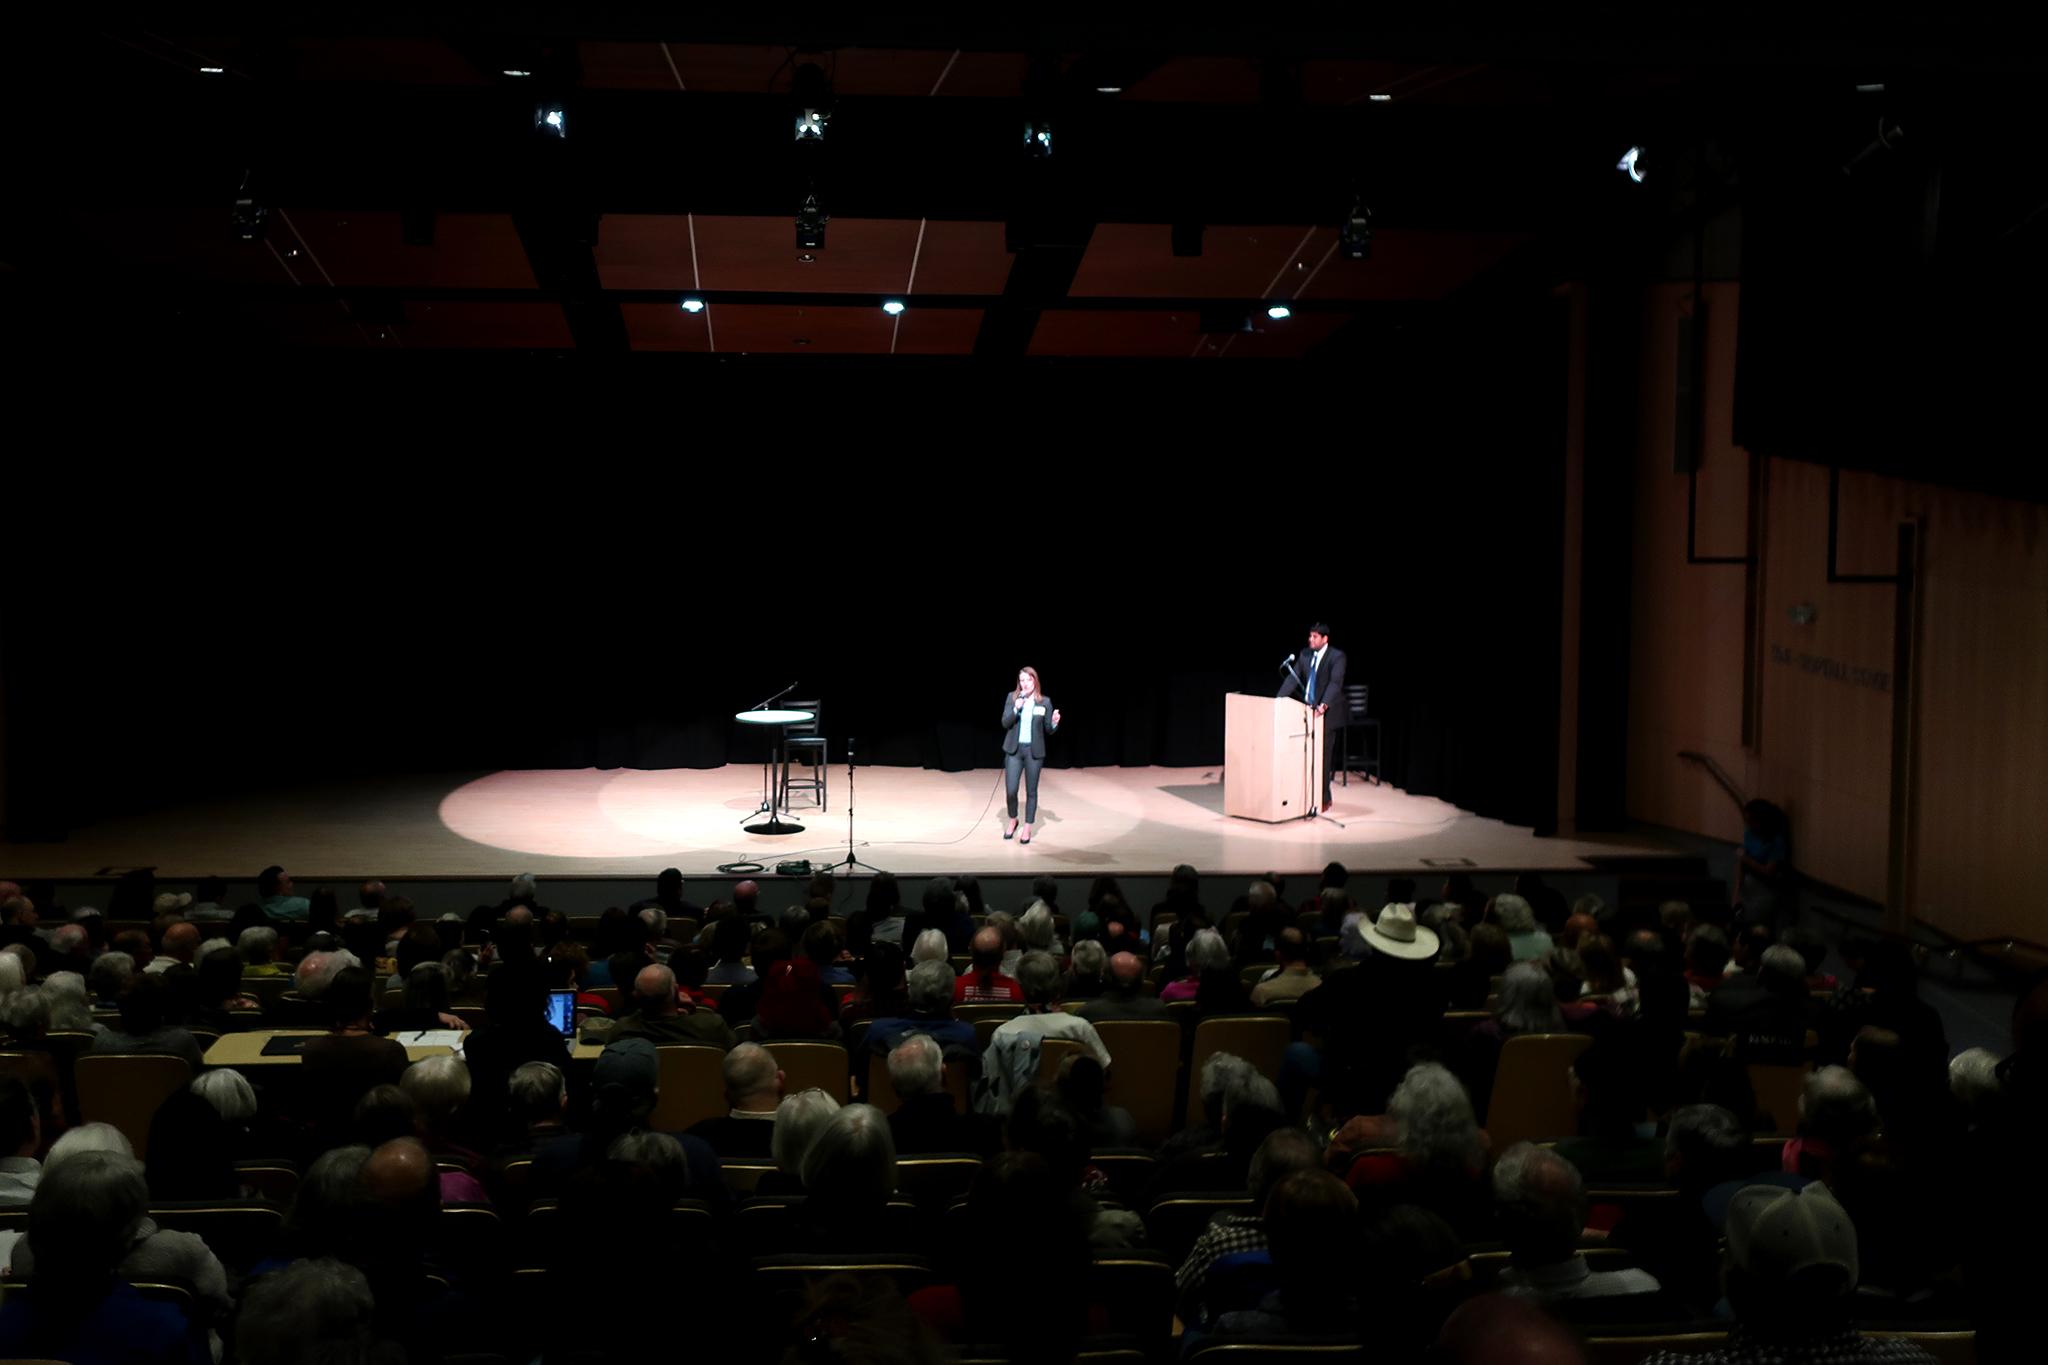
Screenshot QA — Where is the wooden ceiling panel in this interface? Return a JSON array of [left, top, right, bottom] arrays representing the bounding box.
[[594, 215, 695, 291], [622, 301, 712, 352], [709, 304, 896, 354], [1027, 310, 1204, 357], [891, 308, 983, 354], [901, 220, 1012, 294], [693, 216, 921, 294], [284, 212, 536, 289], [78, 207, 300, 286], [1070, 224, 1318, 299], [1220, 310, 1349, 358]]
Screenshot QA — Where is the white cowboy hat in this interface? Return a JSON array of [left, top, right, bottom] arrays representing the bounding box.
[[1364, 903, 1440, 961]]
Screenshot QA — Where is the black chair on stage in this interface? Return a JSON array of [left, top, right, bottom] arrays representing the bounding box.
[[781, 698, 827, 811], [1341, 683, 1381, 787]]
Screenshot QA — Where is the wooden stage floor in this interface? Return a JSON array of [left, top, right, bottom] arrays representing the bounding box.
[[0, 765, 1682, 880]]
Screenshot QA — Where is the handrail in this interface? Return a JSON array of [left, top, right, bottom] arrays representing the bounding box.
[[1677, 750, 1747, 813]]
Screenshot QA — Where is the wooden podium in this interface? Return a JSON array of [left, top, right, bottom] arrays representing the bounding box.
[[1224, 694, 1323, 822]]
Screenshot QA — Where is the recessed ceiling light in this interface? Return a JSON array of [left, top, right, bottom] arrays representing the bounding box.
[[1856, 83, 1885, 93], [503, 69, 532, 78], [1096, 85, 1122, 94], [1368, 93, 1392, 102], [200, 66, 225, 74], [797, 252, 816, 263], [680, 297, 705, 313], [881, 300, 906, 316], [1267, 304, 1292, 320]]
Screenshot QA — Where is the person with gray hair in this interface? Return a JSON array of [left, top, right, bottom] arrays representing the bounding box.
[[233, 1257, 380, 1365], [1948, 1047, 2003, 1124], [7, 1141, 234, 1329], [87, 951, 135, 1006], [1063, 939, 1108, 1001], [0, 954, 24, 996], [236, 924, 283, 973], [1162, 928, 1232, 1002], [39, 971, 97, 1034], [1174, 1126, 1324, 1326], [192, 1069, 258, 1126], [49, 923, 93, 974], [295, 949, 360, 1000], [979, 951, 1113, 1116], [0, 986, 49, 1043], [0, 1149, 194, 1358], [509, 1060, 569, 1138], [867, 959, 978, 1060], [612, 963, 736, 1049], [1018, 903, 1063, 956], [1494, 961, 1566, 1035], [1492, 1141, 1663, 1304], [800, 1102, 897, 1227], [1491, 894, 1553, 962], [508, 873, 540, 906], [884, 1033, 992, 1155], [684, 1042, 784, 1157], [910, 928, 952, 970], [770, 1088, 843, 1189], [1787, 1066, 1881, 1184]]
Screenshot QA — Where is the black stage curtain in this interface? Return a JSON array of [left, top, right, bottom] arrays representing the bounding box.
[[7, 307, 1566, 839]]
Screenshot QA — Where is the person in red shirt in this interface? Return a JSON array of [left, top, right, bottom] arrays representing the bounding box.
[[954, 925, 1023, 1005]]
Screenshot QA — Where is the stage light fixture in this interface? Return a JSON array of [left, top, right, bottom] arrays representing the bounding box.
[[1023, 120, 1054, 158], [796, 192, 828, 250], [232, 197, 267, 241], [200, 66, 224, 75], [881, 299, 906, 316], [537, 105, 566, 137], [1096, 85, 1122, 94], [1339, 198, 1372, 260], [1267, 304, 1292, 319], [1617, 145, 1645, 183], [680, 297, 705, 313], [792, 63, 832, 142], [1368, 92, 1391, 102], [503, 69, 532, 78]]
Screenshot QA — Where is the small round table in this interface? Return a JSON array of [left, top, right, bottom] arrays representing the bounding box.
[[736, 708, 816, 835]]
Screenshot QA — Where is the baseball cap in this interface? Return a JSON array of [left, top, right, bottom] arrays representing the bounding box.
[[1724, 1181, 1858, 1291], [593, 1036, 659, 1102]]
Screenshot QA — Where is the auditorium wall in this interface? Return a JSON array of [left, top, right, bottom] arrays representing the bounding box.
[[1625, 282, 2048, 944]]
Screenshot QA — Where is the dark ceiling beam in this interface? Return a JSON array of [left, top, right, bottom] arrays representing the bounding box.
[[109, 12, 2048, 70], [188, 285, 1409, 312], [56, 85, 1620, 230]]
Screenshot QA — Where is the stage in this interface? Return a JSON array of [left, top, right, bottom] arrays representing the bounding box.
[[0, 764, 1682, 881]]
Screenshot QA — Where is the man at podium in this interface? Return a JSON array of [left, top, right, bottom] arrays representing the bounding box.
[[1277, 622, 1347, 812]]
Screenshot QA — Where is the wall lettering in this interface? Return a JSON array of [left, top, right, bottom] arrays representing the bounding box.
[[1767, 642, 1891, 693]]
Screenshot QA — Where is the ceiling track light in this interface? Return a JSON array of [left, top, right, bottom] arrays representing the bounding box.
[[796, 191, 828, 250], [680, 297, 705, 313], [1023, 119, 1054, 158], [536, 104, 566, 137], [1266, 304, 1292, 320], [1339, 198, 1372, 260], [231, 168, 267, 241], [199, 66, 225, 75], [1617, 145, 1645, 183], [881, 300, 906, 316]]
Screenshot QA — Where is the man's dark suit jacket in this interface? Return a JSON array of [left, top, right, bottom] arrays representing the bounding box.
[[1277, 646, 1348, 726]]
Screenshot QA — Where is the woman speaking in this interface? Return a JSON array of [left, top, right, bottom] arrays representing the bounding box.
[[1001, 666, 1061, 844]]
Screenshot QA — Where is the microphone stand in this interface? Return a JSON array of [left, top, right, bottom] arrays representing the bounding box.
[[819, 737, 884, 875], [1279, 654, 1318, 822]]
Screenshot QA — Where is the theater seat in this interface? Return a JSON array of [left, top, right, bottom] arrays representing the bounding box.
[[73, 1054, 192, 1159], [650, 1044, 726, 1133], [1484, 1033, 1593, 1148], [1091, 1020, 1180, 1145], [762, 1041, 850, 1103]]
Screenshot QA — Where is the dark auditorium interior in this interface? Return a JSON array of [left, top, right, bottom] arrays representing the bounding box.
[[1, 12, 2045, 1365]]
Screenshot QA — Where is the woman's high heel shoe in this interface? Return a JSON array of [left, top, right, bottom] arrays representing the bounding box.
[[1003, 818, 1018, 840], [1020, 822, 1033, 844]]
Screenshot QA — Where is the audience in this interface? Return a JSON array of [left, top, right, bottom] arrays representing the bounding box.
[[0, 855, 1998, 1362]]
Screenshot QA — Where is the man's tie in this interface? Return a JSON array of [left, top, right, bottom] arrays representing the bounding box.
[[1306, 653, 1318, 705]]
